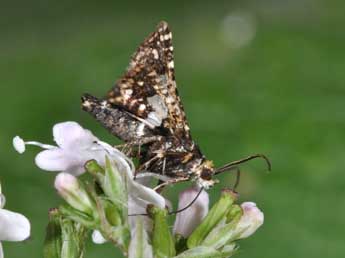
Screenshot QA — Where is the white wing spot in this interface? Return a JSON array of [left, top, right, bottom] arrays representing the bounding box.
[[164, 33, 171, 40], [136, 123, 146, 137], [101, 101, 108, 109], [145, 95, 168, 126], [152, 49, 159, 59], [168, 61, 174, 68], [166, 96, 174, 104], [139, 104, 146, 111], [124, 89, 133, 100]]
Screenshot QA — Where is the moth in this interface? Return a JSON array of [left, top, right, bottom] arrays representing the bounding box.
[[82, 21, 270, 191]]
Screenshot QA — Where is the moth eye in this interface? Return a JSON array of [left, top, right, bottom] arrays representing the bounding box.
[[200, 169, 213, 181]]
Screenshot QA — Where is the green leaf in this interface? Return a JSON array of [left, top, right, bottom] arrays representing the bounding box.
[[187, 190, 237, 248], [148, 205, 176, 258]]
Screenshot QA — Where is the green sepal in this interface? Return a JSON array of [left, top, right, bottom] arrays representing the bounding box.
[[148, 205, 176, 258], [187, 190, 237, 248], [92, 194, 130, 252], [43, 209, 62, 258], [104, 156, 128, 218], [43, 208, 89, 258], [100, 225, 130, 251], [59, 204, 97, 228], [103, 198, 122, 226], [174, 246, 223, 258], [86, 157, 128, 221], [175, 234, 188, 254], [85, 159, 105, 176], [226, 204, 242, 223], [201, 207, 242, 249], [60, 219, 88, 258], [220, 244, 238, 258]]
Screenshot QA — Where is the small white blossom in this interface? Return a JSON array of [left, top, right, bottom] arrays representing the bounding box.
[[13, 121, 108, 175], [0, 185, 31, 258], [173, 186, 209, 237], [15, 121, 168, 247]]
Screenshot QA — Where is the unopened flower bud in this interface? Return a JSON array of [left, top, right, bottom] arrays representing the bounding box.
[[235, 202, 264, 239], [54, 173, 94, 214], [173, 187, 209, 238]]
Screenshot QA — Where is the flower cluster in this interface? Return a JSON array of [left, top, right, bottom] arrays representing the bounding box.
[[13, 121, 264, 258]]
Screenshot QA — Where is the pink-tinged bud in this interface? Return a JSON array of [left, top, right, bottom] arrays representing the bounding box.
[[173, 187, 209, 238], [54, 173, 79, 197], [236, 202, 264, 239], [54, 173, 93, 214]]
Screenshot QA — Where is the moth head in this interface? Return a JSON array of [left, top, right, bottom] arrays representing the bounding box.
[[196, 160, 217, 189]]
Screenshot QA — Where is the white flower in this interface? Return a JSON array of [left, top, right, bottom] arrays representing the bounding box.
[[14, 121, 168, 246], [235, 202, 264, 239], [13, 121, 108, 175], [173, 186, 209, 237], [0, 185, 30, 258]]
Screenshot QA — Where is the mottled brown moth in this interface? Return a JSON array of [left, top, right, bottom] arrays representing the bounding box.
[[82, 21, 270, 191]]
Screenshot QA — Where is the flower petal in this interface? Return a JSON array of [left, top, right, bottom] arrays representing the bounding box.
[[173, 187, 209, 237], [53, 122, 98, 149], [35, 148, 104, 175], [35, 149, 70, 171], [129, 180, 166, 209], [0, 242, 3, 258], [109, 148, 166, 209], [128, 217, 153, 258], [0, 195, 5, 210], [128, 197, 152, 232], [13, 136, 26, 154], [0, 209, 30, 241], [92, 230, 107, 244]]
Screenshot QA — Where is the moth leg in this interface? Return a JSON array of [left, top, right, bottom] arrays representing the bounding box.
[[130, 135, 163, 146], [137, 154, 161, 171], [162, 157, 167, 175], [153, 177, 190, 193]]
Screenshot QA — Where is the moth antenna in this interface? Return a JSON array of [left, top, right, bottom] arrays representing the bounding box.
[[215, 154, 271, 175], [128, 187, 204, 217], [232, 167, 241, 190]]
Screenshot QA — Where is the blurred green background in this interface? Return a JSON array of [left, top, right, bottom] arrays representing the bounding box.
[[1, 0, 345, 257]]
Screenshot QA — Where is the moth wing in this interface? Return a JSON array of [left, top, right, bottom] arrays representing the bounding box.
[[106, 21, 191, 140]]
